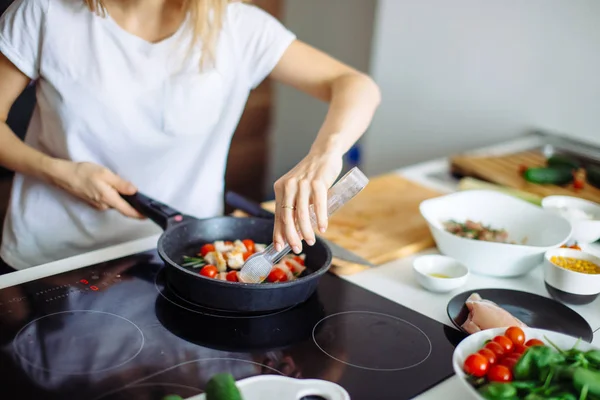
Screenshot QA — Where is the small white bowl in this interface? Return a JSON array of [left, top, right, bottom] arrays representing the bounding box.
[[543, 248, 600, 305], [453, 327, 600, 400], [542, 195, 600, 244], [413, 254, 469, 293]]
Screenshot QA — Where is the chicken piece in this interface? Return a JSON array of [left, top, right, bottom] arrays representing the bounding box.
[[215, 272, 228, 281], [214, 241, 234, 253], [213, 251, 227, 272], [254, 243, 266, 253], [227, 250, 245, 270], [461, 293, 527, 334], [204, 251, 217, 265], [233, 240, 248, 254]]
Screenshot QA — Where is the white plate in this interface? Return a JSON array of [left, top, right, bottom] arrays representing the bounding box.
[[187, 375, 350, 400], [452, 327, 599, 399]]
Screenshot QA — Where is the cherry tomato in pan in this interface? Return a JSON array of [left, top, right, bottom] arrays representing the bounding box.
[[487, 365, 513, 382], [505, 327, 525, 346], [477, 348, 497, 365], [525, 338, 545, 347], [226, 271, 239, 282], [499, 354, 521, 370], [243, 252, 252, 261], [493, 335, 514, 353], [284, 260, 295, 271], [293, 256, 305, 266], [484, 341, 506, 358], [463, 353, 489, 377], [200, 244, 215, 257], [242, 239, 255, 253], [199, 265, 218, 278], [267, 268, 288, 283]]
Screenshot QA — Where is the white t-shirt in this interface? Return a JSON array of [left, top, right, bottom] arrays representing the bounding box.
[[0, 0, 296, 270]]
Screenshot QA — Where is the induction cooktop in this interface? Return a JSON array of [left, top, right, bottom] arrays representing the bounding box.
[[0, 250, 465, 400]]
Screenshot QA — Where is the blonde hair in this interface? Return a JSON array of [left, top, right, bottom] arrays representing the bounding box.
[[84, 0, 247, 68]]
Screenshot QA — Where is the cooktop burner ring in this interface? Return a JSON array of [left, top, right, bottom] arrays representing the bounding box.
[[13, 310, 145, 375], [153, 268, 295, 318], [312, 310, 433, 372], [92, 357, 286, 400]]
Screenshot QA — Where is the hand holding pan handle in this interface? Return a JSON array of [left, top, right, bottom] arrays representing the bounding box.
[[122, 192, 184, 230]]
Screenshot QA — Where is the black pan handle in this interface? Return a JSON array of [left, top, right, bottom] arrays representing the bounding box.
[[122, 192, 184, 230], [225, 191, 274, 220]]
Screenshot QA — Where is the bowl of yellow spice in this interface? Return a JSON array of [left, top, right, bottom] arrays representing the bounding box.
[[543, 248, 600, 305]]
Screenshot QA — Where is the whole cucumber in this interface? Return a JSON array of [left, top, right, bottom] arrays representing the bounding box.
[[523, 167, 573, 185], [547, 154, 581, 170], [587, 164, 600, 189]]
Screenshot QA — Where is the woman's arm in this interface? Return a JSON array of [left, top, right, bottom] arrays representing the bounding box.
[[269, 40, 381, 253], [0, 53, 142, 218]]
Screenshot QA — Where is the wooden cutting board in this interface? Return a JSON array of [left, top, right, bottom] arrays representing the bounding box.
[[234, 174, 444, 275], [451, 150, 600, 203]]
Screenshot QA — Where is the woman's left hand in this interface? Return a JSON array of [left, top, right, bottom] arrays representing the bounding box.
[[273, 151, 343, 254]]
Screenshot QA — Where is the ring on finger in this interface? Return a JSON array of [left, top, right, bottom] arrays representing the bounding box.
[[281, 204, 296, 210]]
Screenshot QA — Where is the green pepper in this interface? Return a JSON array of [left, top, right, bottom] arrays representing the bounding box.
[[478, 382, 518, 399], [573, 368, 600, 397]]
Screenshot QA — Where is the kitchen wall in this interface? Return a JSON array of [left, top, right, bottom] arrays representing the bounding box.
[[269, 0, 600, 182], [266, 0, 377, 197], [362, 0, 600, 175]]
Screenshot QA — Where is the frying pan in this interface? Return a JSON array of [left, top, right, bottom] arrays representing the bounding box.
[[123, 193, 332, 313]]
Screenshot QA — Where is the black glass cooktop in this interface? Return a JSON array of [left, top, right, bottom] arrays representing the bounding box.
[[0, 250, 465, 400]]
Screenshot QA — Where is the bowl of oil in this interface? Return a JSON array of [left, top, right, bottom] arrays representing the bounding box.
[[413, 254, 469, 293]]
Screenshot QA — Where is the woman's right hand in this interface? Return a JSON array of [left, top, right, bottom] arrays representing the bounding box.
[[49, 160, 145, 219]]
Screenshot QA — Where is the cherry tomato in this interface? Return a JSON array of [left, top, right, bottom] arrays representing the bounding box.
[[485, 341, 506, 358], [487, 365, 513, 382], [242, 239, 255, 253], [293, 256, 305, 266], [284, 260, 295, 271], [243, 252, 252, 261], [573, 179, 585, 190], [200, 244, 215, 257], [226, 271, 238, 282], [513, 344, 528, 355], [267, 268, 288, 283], [493, 335, 514, 353], [477, 348, 497, 365], [525, 339, 544, 347], [199, 265, 218, 278], [463, 353, 489, 377], [505, 327, 525, 346], [499, 355, 520, 370]]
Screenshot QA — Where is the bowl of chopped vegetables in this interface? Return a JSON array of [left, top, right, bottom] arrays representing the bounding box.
[[453, 326, 600, 400], [419, 190, 572, 277], [543, 248, 600, 305]]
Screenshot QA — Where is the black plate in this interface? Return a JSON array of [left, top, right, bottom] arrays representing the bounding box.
[[447, 288, 593, 342]]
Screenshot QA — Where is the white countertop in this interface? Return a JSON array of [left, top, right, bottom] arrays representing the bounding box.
[[1, 134, 599, 400]]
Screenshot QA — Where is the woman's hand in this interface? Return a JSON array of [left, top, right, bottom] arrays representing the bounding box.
[[272, 150, 343, 253], [48, 160, 144, 219]]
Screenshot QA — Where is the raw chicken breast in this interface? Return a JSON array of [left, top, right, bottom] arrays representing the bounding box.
[[461, 293, 527, 334]]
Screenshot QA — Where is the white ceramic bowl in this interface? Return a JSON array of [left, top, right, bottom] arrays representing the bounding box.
[[190, 375, 350, 400], [419, 190, 572, 277], [541, 195, 600, 244], [543, 248, 600, 305], [413, 254, 469, 293], [453, 327, 600, 400]]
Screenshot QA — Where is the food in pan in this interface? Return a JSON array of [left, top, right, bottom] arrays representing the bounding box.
[[443, 219, 514, 243], [461, 293, 527, 335], [181, 239, 306, 283], [462, 326, 600, 399]]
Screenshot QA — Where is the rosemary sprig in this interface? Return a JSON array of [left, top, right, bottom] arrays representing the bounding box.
[[182, 255, 206, 268]]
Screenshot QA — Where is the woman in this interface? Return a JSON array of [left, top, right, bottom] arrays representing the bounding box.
[[0, 0, 380, 271]]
